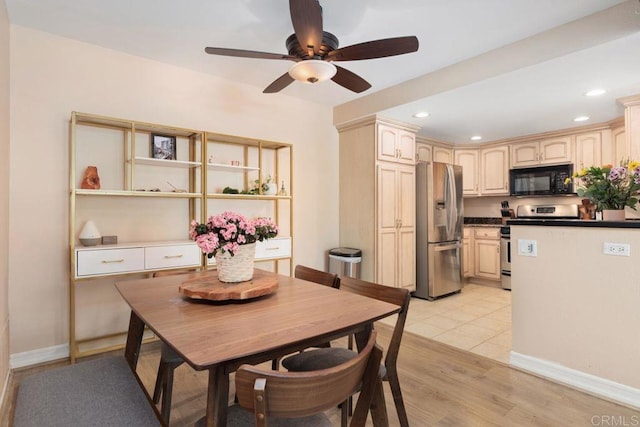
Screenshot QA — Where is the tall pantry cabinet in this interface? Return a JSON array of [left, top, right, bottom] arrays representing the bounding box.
[[337, 117, 419, 291]]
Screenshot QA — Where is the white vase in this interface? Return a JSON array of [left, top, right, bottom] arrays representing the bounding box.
[[79, 220, 101, 246], [214, 243, 256, 282], [264, 183, 277, 195]]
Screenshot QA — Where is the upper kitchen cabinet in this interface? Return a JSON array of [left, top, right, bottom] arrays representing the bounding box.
[[574, 131, 602, 170], [433, 146, 454, 163], [511, 136, 572, 168], [377, 123, 415, 165], [611, 121, 627, 165], [416, 142, 432, 162], [454, 149, 479, 195], [337, 116, 419, 289], [479, 146, 509, 195]]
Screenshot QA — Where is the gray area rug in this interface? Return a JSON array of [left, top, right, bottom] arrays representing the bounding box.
[[13, 356, 160, 427]]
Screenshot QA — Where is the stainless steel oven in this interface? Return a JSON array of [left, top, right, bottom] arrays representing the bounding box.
[[500, 226, 511, 290]]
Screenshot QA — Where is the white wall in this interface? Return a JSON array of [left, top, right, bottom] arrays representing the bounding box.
[[8, 26, 339, 356], [0, 0, 10, 404]]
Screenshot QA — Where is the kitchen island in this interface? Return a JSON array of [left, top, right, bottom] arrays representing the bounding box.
[[509, 220, 640, 409]]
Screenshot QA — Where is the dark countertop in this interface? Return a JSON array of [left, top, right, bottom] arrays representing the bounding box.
[[508, 219, 640, 228], [464, 217, 502, 226]]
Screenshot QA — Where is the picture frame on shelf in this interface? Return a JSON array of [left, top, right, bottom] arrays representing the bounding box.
[[151, 134, 177, 160]]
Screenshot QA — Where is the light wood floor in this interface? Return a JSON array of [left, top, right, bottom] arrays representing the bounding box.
[[3, 323, 639, 426]]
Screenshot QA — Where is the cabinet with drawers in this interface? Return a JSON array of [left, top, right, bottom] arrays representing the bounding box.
[[473, 227, 501, 280], [70, 112, 293, 360]]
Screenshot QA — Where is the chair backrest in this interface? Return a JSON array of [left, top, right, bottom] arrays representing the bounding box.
[[294, 264, 340, 289], [338, 276, 410, 374], [235, 330, 382, 426]]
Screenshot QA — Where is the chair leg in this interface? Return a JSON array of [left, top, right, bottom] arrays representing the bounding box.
[[387, 372, 409, 427], [340, 399, 349, 427], [271, 356, 282, 370], [152, 364, 165, 404]]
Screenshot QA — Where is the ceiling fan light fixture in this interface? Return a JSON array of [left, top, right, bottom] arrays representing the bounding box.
[[288, 60, 337, 84]]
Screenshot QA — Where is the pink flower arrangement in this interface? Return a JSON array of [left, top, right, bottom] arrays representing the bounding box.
[[189, 211, 278, 258]]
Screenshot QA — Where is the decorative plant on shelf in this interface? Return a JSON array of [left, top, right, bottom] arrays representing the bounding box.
[[568, 161, 640, 211], [189, 211, 278, 258], [253, 175, 275, 194]]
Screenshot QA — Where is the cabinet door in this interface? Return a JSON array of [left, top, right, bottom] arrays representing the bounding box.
[[462, 228, 473, 278], [540, 137, 572, 165], [397, 166, 415, 229], [377, 229, 398, 288], [454, 149, 479, 195], [612, 126, 627, 165], [377, 124, 399, 163], [416, 143, 432, 163], [474, 239, 500, 280], [377, 165, 398, 231], [511, 143, 540, 168], [397, 166, 415, 290], [433, 147, 453, 163], [397, 228, 416, 291], [397, 130, 416, 164], [575, 132, 602, 170], [480, 146, 509, 195]]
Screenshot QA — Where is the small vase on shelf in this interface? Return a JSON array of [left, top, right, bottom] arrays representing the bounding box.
[[601, 209, 626, 221]]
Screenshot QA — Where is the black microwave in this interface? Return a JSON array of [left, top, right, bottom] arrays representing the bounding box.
[[509, 164, 573, 196]]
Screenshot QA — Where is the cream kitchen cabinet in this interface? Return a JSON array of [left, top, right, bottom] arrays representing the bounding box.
[[575, 132, 602, 170], [433, 146, 454, 163], [511, 137, 572, 168], [376, 164, 416, 290], [463, 227, 473, 278], [377, 123, 415, 165], [416, 142, 432, 162], [473, 228, 500, 280], [337, 117, 419, 289], [612, 124, 627, 165], [454, 149, 479, 195], [479, 146, 509, 195]]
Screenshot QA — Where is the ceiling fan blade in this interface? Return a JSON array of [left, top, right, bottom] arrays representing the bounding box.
[[331, 66, 371, 93], [263, 73, 295, 93], [205, 47, 297, 61], [326, 36, 419, 61], [289, 0, 323, 56]]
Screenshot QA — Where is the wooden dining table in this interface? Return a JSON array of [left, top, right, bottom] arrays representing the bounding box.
[[115, 268, 400, 427]]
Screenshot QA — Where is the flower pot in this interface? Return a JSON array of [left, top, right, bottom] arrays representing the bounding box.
[[215, 243, 256, 282], [264, 182, 277, 195], [602, 209, 626, 221]]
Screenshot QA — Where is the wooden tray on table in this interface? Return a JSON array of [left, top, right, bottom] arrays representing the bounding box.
[[178, 269, 278, 301]]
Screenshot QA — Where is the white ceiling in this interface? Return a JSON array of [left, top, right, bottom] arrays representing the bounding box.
[[6, 0, 640, 143]]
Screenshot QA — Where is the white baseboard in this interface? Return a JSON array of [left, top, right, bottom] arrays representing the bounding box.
[[10, 344, 69, 369], [510, 351, 640, 409]]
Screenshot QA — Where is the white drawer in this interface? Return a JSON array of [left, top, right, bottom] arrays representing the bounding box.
[[207, 237, 292, 265], [76, 247, 145, 277], [145, 243, 201, 270], [255, 237, 291, 260]]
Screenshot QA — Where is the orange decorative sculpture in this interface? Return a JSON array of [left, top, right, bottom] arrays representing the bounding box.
[[80, 166, 101, 190]]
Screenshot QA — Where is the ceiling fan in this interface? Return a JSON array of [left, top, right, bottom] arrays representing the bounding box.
[[204, 0, 419, 94]]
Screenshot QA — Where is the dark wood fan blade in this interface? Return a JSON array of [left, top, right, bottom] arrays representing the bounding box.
[[326, 36, 419, 61], [289, 0, 323, 56], [263, 73, 295, 93], [331, 66, 371, 93], [205, 47, 297, 61]]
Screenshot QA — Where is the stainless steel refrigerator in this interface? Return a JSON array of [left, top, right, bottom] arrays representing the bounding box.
[[414, 161, 464, 300]]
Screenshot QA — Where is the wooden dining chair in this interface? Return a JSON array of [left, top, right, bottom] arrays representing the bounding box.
[[281, 276, 411, 427], [270, 264, 340, 370], [228, 330, 383, 427]]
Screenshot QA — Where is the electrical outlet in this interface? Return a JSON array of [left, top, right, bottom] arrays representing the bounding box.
[[603, 242, 630, 256], [517, 239, 537, 257]]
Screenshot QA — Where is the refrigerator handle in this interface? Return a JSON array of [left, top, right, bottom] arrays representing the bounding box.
[[445, 165, 458, 238], [434, 242, 462, 251]]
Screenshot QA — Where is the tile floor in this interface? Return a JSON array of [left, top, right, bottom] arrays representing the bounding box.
[[378, 282, 512, 364]]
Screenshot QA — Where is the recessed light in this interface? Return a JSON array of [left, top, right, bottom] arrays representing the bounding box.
[[573, 116, 590, 122], [470, 135, 482, 141], [412, 111, 430, 118], [584, 89, 606, 97]]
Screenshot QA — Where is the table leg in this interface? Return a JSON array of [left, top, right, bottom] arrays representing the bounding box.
[[354, 324, 373, 352], [124, 311, 145, 370], [205, 365, 229, 427]]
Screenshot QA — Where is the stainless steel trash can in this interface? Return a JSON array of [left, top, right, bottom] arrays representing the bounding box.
[[328, 247, 362, 278]]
